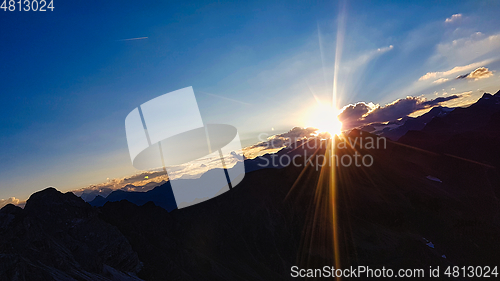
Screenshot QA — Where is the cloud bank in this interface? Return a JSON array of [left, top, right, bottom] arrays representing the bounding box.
[[72, 170, 170, 201], [339, 95, 461, 129], [418, 60, 490, 81]]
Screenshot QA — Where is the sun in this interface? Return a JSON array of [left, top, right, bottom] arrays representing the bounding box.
[[306, 103, 343, 136]]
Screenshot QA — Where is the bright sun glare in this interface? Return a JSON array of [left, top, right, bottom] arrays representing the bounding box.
[[307, 103, 343, 136]]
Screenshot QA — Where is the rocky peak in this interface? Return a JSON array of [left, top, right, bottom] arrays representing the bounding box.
[[0, 187, 142, 280], [481, 92, 493, 99], [474, 92, 500, 108], [0, 203, 23, 215], [24, 187, 94, 221]]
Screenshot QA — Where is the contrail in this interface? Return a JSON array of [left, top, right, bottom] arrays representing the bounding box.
[[199, 91, 252, 106], [117, 37, 148, 41]]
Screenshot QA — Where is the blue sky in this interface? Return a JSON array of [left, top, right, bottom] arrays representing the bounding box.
[[1, 0, 500, 202]]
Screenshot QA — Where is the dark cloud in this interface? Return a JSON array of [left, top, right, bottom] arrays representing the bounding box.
[[339, 95, 461, 129], [420, 96, 460, 106], [363, 97, 422, 124], [338, 103, 372, 124]]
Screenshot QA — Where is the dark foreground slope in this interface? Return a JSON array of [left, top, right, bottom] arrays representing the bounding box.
[[98, 132, 500, 280], [0, 188, 142, 280], [1, 130, 500, 280]]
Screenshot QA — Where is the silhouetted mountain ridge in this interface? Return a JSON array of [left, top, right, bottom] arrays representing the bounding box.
[[0, 187, 142, 280], [2, 90, 500, 280], [380, 106, 454, 140], [90, 181, 177, 211], [399, 89, 500, 167]]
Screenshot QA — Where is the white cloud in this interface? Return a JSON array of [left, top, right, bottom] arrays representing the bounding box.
[[433, 78, 449, 84], [445, 14, 462, 23], [467, 67, 493, 80], [0, 197, 21, 209], [418, 59, 492, 81], [72, 170, 170, 200]]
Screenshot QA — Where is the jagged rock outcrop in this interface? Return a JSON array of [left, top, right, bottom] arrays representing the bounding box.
[[0, 188, 142, 281]]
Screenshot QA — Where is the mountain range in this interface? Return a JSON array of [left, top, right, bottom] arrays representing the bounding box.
[[1, 90, 500, 280], [400, 90, 500, 168], [357, 106, 455, 141]]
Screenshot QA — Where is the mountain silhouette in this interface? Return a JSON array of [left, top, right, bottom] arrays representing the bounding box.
[[380, 106, 454, 141], [78, 180, 168, 202], [89, 163, 246, 211], [0, 188, 142, 280], [2, 90, 500, 280], [90, 181, 177, 211], [399, 90, 500, 168]]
